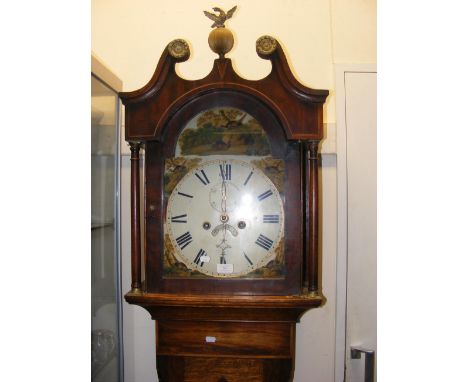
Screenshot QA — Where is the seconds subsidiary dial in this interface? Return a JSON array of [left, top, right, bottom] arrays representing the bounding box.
[[165, 159, 284, 277]]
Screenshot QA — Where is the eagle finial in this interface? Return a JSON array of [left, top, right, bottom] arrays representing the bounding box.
[[204, 6, 237, 28]]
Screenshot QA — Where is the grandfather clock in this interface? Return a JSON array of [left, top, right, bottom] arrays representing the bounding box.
[[120, 6, 328, 382]]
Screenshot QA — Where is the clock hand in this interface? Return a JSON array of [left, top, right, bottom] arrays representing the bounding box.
[[219, 167, 237, 234], [221, 168, 227, 215], [216, 239, 231, 264]]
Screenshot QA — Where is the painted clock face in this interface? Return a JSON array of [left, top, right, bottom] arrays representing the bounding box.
[[165, 158, 284, 277]]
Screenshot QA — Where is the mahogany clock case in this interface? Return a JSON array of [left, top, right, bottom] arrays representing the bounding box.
[[119, 33, 329, 301], [145, 90, 303, 296], [119, 27, 329, 382]]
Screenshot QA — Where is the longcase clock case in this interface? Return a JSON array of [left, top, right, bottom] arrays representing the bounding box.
[[120, 22, 328, 382]]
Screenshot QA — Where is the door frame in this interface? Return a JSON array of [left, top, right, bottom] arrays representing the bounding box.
[[334, 64, 377, 382]]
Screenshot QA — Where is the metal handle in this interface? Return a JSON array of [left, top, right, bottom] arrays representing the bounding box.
[[350, 347, 375, 382]]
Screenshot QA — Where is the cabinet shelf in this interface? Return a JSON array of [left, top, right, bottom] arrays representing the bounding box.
[[91, 219, 114, 231]]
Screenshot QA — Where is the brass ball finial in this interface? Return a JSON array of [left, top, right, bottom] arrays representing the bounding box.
[[204, 6, 237, 58], [208, 28, 234, 57]]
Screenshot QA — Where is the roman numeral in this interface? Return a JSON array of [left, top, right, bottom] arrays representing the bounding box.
[[263, 214, 279, 223], [243, 171, 253, 186], [243, 252, 253, 266], [220, 256, 227, 264], [175, 231, 193, 250], [195, 169, 210, 185], [177, 191, 193, 198], [255, 234, 274, 251], [219, 164, 232, 180], [257, 189, 273, 201], [194, 249, 206, 266], [171, 214, 187, 223]]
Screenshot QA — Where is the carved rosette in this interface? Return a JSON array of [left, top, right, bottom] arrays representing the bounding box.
[[167, 39, 190, 60], [256, 35, 278, 56]]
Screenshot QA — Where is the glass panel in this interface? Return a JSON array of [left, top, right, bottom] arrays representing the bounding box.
[[176, 107, 271, 156], [91, 74, 121, 382], [163, 107, 285, 280]]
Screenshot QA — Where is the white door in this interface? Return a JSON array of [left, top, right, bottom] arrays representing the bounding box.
[[336, 67, 377, 382]]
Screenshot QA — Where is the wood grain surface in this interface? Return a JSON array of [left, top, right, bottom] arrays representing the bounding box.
[[120, 32, 328, 381], [156, 356, 294, 382], [157, 321, 293, 357]]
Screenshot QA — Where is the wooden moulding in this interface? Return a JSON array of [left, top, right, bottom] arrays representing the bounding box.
[[119, 36, 328, 142], [125, 292, 324, 322]]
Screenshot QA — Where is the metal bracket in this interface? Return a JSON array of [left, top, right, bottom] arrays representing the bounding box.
[[350, 347, 375, 382]]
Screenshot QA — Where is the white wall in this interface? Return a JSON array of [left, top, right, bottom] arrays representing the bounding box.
[[92, 0, 376, 123], [92, 0, 335, 121], [92, 1, 376, 381], [330, 0, 376, 63]]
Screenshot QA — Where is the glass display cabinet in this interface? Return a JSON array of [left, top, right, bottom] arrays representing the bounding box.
[[91, 54, 123, 382]]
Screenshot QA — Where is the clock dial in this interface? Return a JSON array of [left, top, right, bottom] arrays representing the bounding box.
[[165, 158, 284, 277]]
